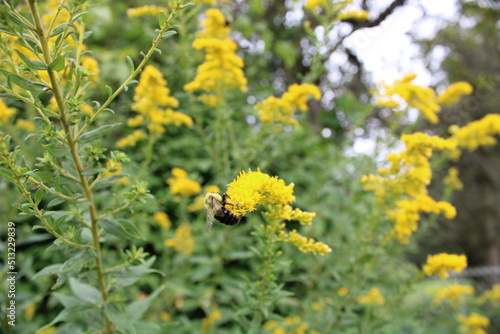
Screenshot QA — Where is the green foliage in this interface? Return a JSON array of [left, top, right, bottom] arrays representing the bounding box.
[[0, 1, 498, 334]]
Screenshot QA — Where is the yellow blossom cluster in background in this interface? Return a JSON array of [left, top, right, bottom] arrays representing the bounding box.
[[0, 99, 16, 124], [457, 313, 490, 334], [118, 65, 192, 147], [184, 9, 247, 106], [154, 211, 171, 230], [167, 168, 201, 197], [201, 307, 222, 333], [263, 316, 315, 334], [337, 9, 370, 21], [361, 132, 456, 243], [436, 82, 474, 106], [164, 224, 195, 255], [127, 5, 168, 18], [449, 113, 500, 151], [357, 287, 385, 305], [423, 253, 467, 278], [226, 169, 330, 255], [257, 84, 321, 128], [444, 167, 464, 191], [433, 284, 474, 307], [375, 73, 473, 124], [479, 284, 500, 307]]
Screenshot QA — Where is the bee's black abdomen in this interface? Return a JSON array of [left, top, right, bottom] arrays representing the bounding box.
[[216, 207, 240, 226]]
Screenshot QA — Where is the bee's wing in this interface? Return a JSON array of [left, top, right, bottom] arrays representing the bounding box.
[[206, 210, 215, 233], [212, 196, 225, 217]]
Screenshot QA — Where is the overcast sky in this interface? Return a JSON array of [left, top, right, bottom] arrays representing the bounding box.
[[344, 0, 459, 85]]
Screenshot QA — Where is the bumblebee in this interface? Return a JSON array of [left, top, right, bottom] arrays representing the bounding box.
[[204, 192, 240, 233]]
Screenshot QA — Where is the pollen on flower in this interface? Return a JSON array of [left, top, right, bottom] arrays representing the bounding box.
[[423, 253, 467, 278], [225, 169, 295, 215], [167, 168, 202, 197], [164, 224, 195, 255], [357, 288, 385, 306]]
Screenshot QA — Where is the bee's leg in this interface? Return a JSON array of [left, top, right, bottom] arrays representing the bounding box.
[[225, 202, 239, 206]]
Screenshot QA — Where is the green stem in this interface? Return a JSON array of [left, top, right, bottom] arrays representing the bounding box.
[[27, 0, 113, 331]]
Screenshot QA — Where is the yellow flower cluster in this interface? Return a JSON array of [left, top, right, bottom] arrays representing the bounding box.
[[226, 169, 295, 216], [201, 307, 222, 331], [154, 211, 171, 230], [16, 119, 36, 132], [437, 82, 473, 107], [120, 65, 191, 143], [184, 9, 247, 105], [164, 224, 195, 255], [449, 114, 500, 151], [357, 287, 385, 305], [227, 169, 330, 255], [444, 167, 464, 191], [127, 5, 168, 18], [303, 0, 328, 11], [0, 99, 16, 124], [286, 229, 332, 256], [263, 316, 311, 334], [337, 10, 371, 21], [375, 74, 473, 124], [257, 84, 321, 127], [457, 313, 490, 334], [479, 284, 500, 307], [361, 132, 457, 243], [422, 253, 467, 278], [116, 130, 147, 148], [167, 168, 202, 197], [433, 284, 474, 307]]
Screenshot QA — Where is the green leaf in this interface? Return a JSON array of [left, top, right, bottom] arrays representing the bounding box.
[[106, 306, 136, 333], [49, 55, 65, 71], [126, 56, 135, 73], [100, 218, 141, 240], [49, 22, 77, 37], [158, 10, 167, 28], [47, 197, 65, 207], [105, 85, 113, 96], [34, 187, 44, 205], [78, 124, 120, 144], [0, 68, 48, 92], [14, 50, 47, 70], [181, 3, 195, 9], [126, 286, 165, 322], [161, 30, 177, 40], [33, 263, 63, 279], [69, 278, 102, 305]]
